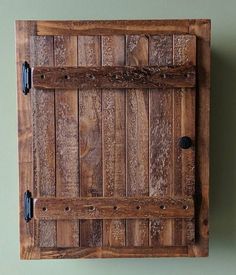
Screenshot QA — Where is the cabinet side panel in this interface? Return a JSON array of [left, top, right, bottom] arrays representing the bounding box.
[[189, 20, 210, 257]]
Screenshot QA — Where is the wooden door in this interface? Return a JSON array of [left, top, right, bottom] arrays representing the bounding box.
[[16, 20, 210, 259]]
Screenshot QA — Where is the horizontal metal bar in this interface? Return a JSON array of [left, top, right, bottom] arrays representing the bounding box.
[[34, 196, 194, 220], [32, 65, 195, 90]]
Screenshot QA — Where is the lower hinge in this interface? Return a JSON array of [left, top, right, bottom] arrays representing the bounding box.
[[24, 190, 33, 222]]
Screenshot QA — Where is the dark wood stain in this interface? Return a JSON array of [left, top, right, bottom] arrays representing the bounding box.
[[33, 65, 196, 89]]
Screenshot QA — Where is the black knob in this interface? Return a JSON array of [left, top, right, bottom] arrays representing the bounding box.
[[179, 136, 192, 149]]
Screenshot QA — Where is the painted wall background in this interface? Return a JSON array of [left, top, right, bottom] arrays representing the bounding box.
[[0, 0, 236, 274]]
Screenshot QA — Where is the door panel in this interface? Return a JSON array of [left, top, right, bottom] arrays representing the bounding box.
[[16, 20, 210, 259]]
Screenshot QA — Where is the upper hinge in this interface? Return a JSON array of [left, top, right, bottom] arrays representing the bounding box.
[[22, 61, 31, 95], [24, 190, 33, 222]]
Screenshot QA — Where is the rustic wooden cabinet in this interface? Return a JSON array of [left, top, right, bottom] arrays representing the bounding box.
[[16, 19, 210, 259]]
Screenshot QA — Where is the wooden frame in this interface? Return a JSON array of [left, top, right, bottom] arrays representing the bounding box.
[[16, 19, 210, 259]]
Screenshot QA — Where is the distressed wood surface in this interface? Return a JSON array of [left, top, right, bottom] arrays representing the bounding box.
[[38, 246, 189, 259], [30, 36, 56, 248], [149, 34, 196, 247], [54, 36, 80, 247], [33, 65, 195, 89], [17, 20, 210, 259], [188, 20, 211, 257], [78, 36, 103, 247], [16, 20, 36, 260], [35, 20, 211, 36], [34, 197, 194, 220], [126, 35, 149, 246], [149, 35, 174, 246], [173, 34, 196, 245], [101, 36, 126, 247]]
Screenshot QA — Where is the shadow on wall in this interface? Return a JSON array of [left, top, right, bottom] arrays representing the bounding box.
[[210, 49, 236, 245]]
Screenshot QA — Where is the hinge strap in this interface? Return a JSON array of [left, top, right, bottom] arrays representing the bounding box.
[[22, 61, 31, 95], [24, 190, 33, 222]]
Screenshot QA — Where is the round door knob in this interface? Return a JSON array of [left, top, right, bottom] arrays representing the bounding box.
[[179, 136, 192, 149]]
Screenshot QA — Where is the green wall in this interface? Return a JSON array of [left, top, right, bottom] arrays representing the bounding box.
[[0, 0, 236, 274]]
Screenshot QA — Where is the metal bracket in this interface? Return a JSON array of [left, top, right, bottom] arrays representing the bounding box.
[[24, 190, 33, 222], [22, 61, 31, 95]]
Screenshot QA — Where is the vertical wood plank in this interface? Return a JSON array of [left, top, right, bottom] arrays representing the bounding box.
[[173, 35, 196, 245], [149, 35, 174, 246], [78, 36, 102, 247], [54, 36, 80, 247], [16, 21, 37, 259], [30, 36, 56, 247], [101, 35, 126, 247], [126, 35, 149, 246], [172, 88, 183, 245], [189, 21, 210, 256]]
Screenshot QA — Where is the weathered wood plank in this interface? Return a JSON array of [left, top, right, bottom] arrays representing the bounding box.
[[126, 35, 149, 246], [34, 197, 194, 220], [36, 20, 196, 35], [149, 35, 174, 246], [30, 36, 56, 248], [54, 36, 79, 247], [39, 246, 189, 259], [32, 65, 195, 89], [188, 20, 211, 257], [78, 36, 102, 247], [16, 20, 37, 259], [173, 34, 196, 245], [101, 35, 126, 247], [172, 87, 183, 245]]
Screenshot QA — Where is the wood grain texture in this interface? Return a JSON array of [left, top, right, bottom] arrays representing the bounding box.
[[126, 35, 149, 246], [16, 20, 36, 260], [149, 34, 196, 246], [34, 197, 194, 220], [78, 36, 103, 247], [173, 34, 196, 245], [30, 36, 56, 248], [38, 246, 189, 259], [17, 20, 210, 259], [36, 20, 204, 35], [149, 35, 174, 246], [54, 36, 79, 247], [188, 20, 211, 257], [32, 65, 195, 89], [101, 35, 126, 247]]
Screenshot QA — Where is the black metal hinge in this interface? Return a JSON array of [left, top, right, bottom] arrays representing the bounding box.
[[22, 61, 31, 95], [24, 190, 33, 222]]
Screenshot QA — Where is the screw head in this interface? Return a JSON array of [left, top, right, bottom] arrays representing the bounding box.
[[179, 136, 193, 149]]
